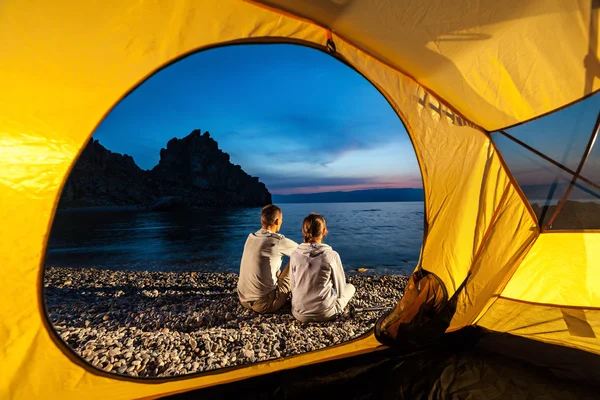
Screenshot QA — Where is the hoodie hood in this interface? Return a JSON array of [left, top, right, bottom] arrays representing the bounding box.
[[297, 242, 332, 258]]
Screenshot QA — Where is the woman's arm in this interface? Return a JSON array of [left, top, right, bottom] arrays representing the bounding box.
[[330, 251, 355, 310]]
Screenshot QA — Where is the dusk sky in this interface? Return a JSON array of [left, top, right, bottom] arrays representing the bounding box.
[[92, 44, 598, 196], [93, 44, 421, 195]]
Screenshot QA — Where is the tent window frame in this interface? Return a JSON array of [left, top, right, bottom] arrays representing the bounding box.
[[492, 109, 600, 233], [544, 113, 600, 230]]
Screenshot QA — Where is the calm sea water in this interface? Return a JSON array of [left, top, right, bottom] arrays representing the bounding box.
[[46, 202, 424, 275]]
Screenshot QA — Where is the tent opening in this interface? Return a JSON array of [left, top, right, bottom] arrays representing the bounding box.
[[42, 43, 424, 379]]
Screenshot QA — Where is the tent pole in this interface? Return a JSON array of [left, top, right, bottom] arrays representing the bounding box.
[[496, 130, 600, 192], [543, 112, 600, 231]]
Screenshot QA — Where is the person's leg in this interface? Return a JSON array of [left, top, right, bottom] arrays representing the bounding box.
[[247, 287, 289, 314], [335, 283, 356, 314], [265, 287, 289, 313], [277, 261, 291, 295], [240, 300, 251, 309], [240, 263, 291, 314], [293, 306, 338, 323]]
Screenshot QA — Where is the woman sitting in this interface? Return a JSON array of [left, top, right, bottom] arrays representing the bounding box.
[[290, 213, 356, 322]]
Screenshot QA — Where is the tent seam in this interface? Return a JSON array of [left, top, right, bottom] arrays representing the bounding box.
[[494, 90, 600, 132]]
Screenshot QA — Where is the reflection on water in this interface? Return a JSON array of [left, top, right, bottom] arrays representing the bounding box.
[[47, 202, 424, 274]]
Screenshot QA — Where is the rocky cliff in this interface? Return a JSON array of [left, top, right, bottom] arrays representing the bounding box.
[[59, 139, 154, 207], [59, 129, 271, 209], [150, 130, 271, 206]]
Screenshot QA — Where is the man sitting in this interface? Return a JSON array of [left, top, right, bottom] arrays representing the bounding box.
[[237, 204, 298, 313]]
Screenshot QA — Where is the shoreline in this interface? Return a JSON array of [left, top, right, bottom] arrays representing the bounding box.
[[54, 204, 250, 213], [54, 199, 428, 213], [44, 267, 408, 377]]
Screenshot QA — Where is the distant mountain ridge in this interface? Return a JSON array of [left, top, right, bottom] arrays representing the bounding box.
[[272, 182, 600, 205], [272, 188, 424, 203]]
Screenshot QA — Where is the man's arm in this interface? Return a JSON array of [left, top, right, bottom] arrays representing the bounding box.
[[278, 236, 298, 257]]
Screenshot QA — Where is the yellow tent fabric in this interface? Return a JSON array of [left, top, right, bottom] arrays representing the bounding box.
[[1, 0, 598, 399], [259, 0, 600, 129], [476, 233, 600, 354]]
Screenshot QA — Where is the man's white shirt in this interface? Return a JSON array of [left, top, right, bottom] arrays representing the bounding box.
[[237, 229, 298, 302]]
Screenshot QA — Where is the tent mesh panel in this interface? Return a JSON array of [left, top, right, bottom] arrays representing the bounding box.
[[491, 93, 600, 230]]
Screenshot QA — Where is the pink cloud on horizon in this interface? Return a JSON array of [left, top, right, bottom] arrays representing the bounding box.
[[272, 180, 423, 195]]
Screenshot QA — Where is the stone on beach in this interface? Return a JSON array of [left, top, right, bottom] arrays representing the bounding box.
[[44, 267, 408, 378]]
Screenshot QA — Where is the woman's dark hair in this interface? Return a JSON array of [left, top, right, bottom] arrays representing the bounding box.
[[302, 213, 327, 243]]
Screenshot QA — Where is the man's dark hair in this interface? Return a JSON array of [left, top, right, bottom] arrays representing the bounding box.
[[261, 204, 282, 226]]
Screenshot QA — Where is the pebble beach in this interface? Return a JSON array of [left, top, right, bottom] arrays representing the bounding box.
[[44, 267, 408, 377]]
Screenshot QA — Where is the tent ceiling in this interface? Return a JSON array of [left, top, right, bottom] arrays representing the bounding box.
[[254, 0, 600, 130]]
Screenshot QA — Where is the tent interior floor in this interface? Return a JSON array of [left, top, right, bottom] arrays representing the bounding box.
[[166, 328, 600, 399]]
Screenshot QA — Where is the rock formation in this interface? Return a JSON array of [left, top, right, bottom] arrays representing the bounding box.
[[59, 139, 154, 207], [58, 130, 271, 210], [149, 130, 271, 207]]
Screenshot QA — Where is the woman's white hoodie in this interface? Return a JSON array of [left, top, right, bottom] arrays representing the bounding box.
[[290, 243, 356, 322]]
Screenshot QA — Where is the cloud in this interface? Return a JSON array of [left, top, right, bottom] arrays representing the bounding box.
[[259, 174, 373, 190], [274, 181, 420, 195], [233, 112, 408, 168], [258, 172, 422, 194], [239, 130, 421, 192]]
